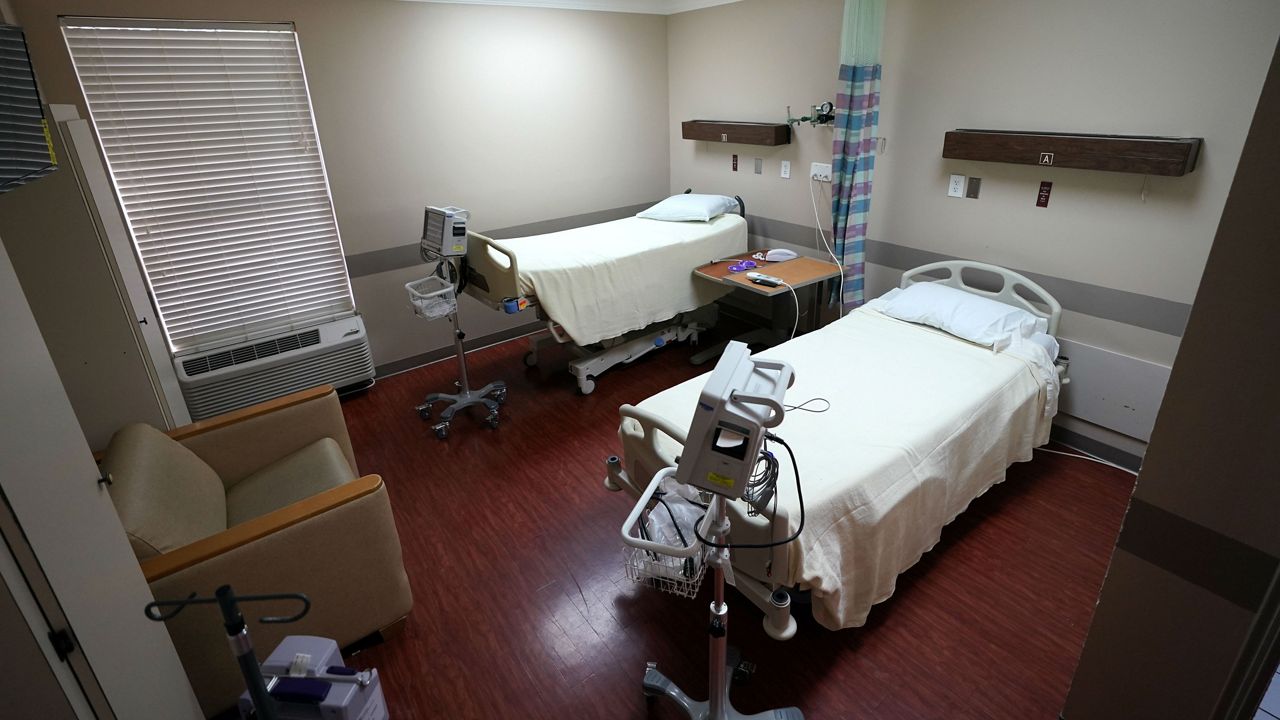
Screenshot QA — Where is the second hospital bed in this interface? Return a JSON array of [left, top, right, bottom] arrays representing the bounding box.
[[605, 261, 1066, 637], [462, 199, 747, 394]]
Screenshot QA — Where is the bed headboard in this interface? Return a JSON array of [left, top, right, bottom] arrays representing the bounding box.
[[681, 187, 746, 217], [900, 260, 1062, 336]]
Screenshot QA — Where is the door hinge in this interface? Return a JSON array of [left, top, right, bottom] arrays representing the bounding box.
[[48, 628, 75, 662]]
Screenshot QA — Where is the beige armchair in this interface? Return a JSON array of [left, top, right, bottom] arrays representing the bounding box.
[[99, 386, 413, 717]]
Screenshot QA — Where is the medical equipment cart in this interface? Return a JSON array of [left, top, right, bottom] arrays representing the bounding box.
[[620, 341, 805, 719], [408, 205, 507, 440]]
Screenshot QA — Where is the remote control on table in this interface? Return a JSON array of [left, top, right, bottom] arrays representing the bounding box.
[[745, 271, 784, 287]]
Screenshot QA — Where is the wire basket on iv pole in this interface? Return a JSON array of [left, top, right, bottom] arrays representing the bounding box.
[[405, 275, 456, 320]]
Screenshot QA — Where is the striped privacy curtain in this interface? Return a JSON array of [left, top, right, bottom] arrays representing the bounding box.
[[831, 0, 884, 309]]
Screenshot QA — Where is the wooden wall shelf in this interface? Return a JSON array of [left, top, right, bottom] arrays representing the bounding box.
[[682, 120, 791, 146], [942, 130, 1203, 176]]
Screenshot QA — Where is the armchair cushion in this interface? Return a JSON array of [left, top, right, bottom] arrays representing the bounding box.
[[101, 423, 227, 559], [225, 438, 356, 526]]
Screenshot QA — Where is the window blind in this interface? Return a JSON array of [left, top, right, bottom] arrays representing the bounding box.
[[0, 25, 57, 192], [62, 19, 354, 355]]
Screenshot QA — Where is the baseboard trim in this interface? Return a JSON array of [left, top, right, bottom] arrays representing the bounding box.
[[1050, 425, 1144, 472], [374, 322, 543, 378]]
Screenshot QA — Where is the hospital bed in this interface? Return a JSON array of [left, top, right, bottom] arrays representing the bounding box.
[[461, 196, 747, 394], [605, 261, 1067, 637]]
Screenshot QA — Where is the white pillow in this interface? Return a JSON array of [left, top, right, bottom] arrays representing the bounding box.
[[876, 281, 1043, 350], [636, 194, 738, 222]]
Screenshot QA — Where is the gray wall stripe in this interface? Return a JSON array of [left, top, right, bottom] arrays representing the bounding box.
[[484, 202, 653, 240], [1117, 498, 1278, 612], [374, 321, 543, 378], [348, 206, 1191, 336], [346, 202, 652, 279], [746, 213, 1190, 337], [864, 239, 1191, 337], [1051, 426, 1144, 472]]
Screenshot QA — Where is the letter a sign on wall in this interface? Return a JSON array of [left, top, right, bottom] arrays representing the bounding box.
[[1039, 152, 1054, 166]]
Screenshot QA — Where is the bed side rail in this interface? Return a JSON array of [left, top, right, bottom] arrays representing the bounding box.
[[462, 231, 524, 309]]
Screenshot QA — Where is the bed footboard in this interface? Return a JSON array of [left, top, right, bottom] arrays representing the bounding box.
[[462, 231, 524, 309], [608, 404, 686, 495]]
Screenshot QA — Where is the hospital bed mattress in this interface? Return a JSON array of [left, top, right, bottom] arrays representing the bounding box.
[[494, 214, 746, 345], [631, 307, 1055, 630]]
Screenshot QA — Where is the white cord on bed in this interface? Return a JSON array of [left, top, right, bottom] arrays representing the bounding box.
[[1034, 446, 1139, 477], [809, 177, 845, 318], [779, 280, 800, 340]]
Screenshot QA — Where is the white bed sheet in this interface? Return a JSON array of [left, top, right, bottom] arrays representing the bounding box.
[[633, 307, 1055, 630], [494, 214, 746, 345]]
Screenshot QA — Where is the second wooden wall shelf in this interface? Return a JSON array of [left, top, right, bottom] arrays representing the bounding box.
[[682, 120, 791, 146], [942, 129, 1202, 176]]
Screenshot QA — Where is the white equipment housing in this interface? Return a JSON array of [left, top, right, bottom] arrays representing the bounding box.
[[422, 205, 469, 258], [677, 341, 792, 500], [175, 316, 374, 420]]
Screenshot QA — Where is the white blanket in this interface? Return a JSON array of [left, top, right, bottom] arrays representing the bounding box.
[[633, 308, 1056, 629], [495, 214, 746, 345]]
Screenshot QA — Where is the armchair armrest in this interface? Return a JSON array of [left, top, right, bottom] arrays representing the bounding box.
[[141, 474, 382, 582], [167, 385, 359, 487]]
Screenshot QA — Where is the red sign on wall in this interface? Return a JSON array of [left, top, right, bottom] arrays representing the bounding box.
[[1036, 181, 1053, 208]]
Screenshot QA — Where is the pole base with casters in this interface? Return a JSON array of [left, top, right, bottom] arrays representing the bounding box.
[[412, 262, 507, 439], [415, 379, 506, 439], [643, 662, 803, 720], [623, 483, 805, 720]]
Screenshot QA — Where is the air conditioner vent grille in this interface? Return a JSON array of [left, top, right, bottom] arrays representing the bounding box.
[[181, 329, 322, 377]]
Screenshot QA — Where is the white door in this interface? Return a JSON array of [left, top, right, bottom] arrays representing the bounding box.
[[0, 233, 201, 718]]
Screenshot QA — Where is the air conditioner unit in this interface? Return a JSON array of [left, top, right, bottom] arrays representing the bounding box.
[[176, 316, 375, 420]]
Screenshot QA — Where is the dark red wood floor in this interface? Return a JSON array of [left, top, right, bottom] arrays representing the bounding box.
[[337, 335, 1134, 719]]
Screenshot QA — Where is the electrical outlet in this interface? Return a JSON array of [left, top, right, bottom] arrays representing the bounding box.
[[781, 160, 791, 179], [810, 162, 832, 182], [732, 154, 738, 172], [947, 174, 966, 198], [754, 157, 763, 175]]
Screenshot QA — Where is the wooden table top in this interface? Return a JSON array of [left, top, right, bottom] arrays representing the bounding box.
[[695, 254, 841, 296]]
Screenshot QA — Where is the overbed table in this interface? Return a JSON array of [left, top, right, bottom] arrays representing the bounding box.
[[691, 254, 842, 364]]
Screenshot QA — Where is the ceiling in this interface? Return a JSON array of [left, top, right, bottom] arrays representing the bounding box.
[[397, 0, 742, 15]]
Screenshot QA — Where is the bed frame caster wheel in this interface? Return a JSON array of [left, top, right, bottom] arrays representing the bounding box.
[[484, 413, 500, 429], [578, 376, 596, 395], [415, 404, 431, 420], [433, 422, 449, 440], [523, 351, 538, 368]]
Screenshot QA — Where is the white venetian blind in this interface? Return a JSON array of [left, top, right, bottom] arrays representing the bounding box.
[[62, 19, 354, 355]]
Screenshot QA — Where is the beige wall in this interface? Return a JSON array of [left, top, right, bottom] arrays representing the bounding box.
[[669, 0, 1280, 454], [9, 0, 670, 369], [668, 0, 844, 229], [874, 0, 1280, 365]]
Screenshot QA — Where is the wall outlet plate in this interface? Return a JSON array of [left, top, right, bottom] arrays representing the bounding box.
[[948, 174, 966, 197], [781, 160, 791, 179], [754, 157, 763, 174], [810, 162, 832, 182], [965, 176, 981, 199]]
